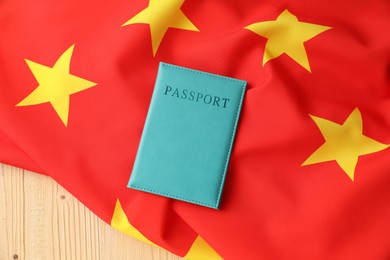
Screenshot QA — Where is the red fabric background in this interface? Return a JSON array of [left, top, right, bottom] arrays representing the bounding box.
[[1, 0, 389, 258]]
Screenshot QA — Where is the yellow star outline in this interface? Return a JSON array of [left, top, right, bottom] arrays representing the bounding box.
[[245, 9, 331, 72], [122, 0, 199, 56], [16, 45, 97, 127], [302, 108, 389, 181]]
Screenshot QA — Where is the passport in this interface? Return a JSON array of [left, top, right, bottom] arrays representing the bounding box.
[[128, 62, 246, 209]]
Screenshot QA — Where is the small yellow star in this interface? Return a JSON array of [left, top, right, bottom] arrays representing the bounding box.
[[111, 200, 157, 246], [16, 45, 97, 126], [122, 0, 199, 56], [245, 9, 331, 72], [302, 108, 389, 181], [111, 199, 222, 260]]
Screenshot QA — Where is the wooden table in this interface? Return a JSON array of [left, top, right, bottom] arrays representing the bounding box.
[[0, 163, 182, 260]]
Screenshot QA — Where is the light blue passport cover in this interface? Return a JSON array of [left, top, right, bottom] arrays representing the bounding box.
[[128, 63, 246, 209]]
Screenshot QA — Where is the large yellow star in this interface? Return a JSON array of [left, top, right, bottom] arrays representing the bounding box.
[[122, 0, 199, 56], [302, 108, 389, 181], [16, 45, 97, 127], [245, 9, 331, 72]]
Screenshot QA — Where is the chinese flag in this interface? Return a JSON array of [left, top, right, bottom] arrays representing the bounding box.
[[1, 0, 390, 259]]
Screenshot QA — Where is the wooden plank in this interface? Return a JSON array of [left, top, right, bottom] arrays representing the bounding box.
[[0, 163, 182, 260], [0, 164, 25, 260]]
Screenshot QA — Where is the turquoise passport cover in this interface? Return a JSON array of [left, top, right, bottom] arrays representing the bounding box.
[[128, 63, 246, 209]]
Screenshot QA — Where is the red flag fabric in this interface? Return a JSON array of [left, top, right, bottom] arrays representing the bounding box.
[[1, 0, 390, 259]]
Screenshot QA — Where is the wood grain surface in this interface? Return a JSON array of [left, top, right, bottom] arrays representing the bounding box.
[[0, 163, 182, 260]]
